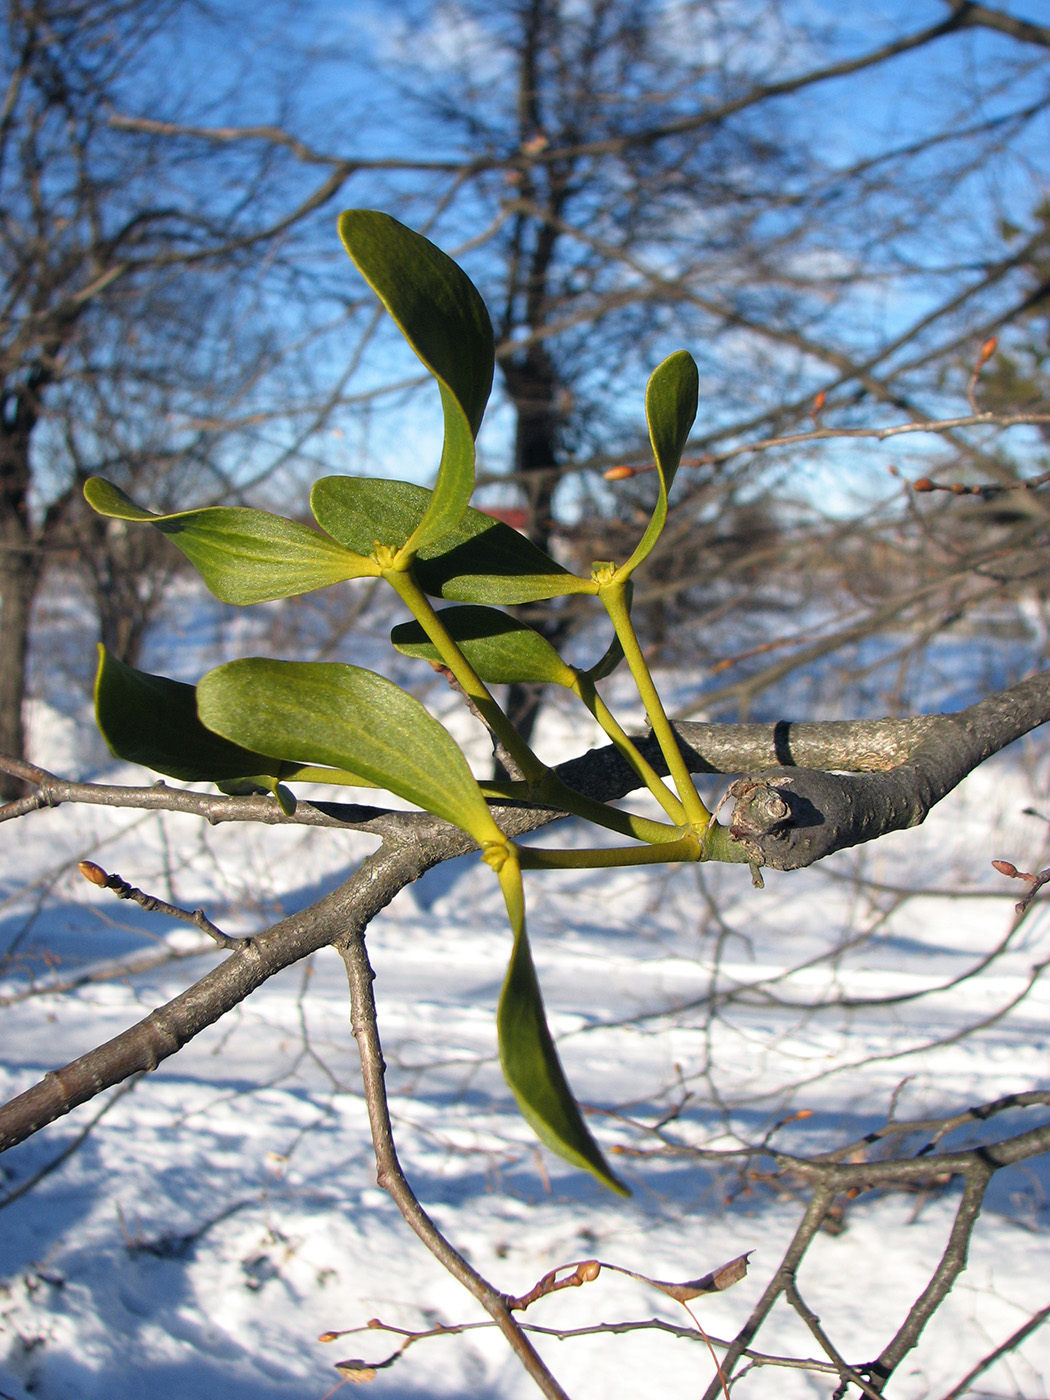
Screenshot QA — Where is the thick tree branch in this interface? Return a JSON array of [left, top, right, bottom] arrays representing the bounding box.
[[707, 670, 1050, 871], [1, 668, 1047, 1151]]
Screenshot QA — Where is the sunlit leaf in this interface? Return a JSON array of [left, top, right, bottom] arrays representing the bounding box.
[[338, 210, 493, 437], [391, 605, 576, 687], [94, 646, 284, 784], [196, 658, 505, 844], [312, 478, 595, 602], [84, 478, 377, 603], [338, 210, 494, 553], [496, 861, 629, 1195], [617, 350, 698, 577]]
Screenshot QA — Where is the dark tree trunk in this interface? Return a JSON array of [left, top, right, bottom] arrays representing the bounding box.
[[0, 370, 52, 799], [0, 544, 38, 799], [499, 342, 573, 763]]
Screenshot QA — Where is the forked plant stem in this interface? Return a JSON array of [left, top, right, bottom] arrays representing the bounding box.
[[600, 582, 711, 830]]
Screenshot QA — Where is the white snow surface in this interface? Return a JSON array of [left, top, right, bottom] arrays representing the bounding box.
[[1, 577, 1049, 1399]]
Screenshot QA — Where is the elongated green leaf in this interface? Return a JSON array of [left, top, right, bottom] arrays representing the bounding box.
[[617, 351, 699, 578], [338, 211, 493, 437], [391, 606, 576, 687], [85, 478, 377, 604], [311, 477, 595, 602], [94, 646, 284, 783], [496, 860, 628, 1195], [338, 210, 494, 554], [196, 659, 504, 843]]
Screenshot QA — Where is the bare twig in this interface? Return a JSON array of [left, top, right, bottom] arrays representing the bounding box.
[[337, 927, 571, 1400], [76, 860, 238, 948], [937, 1301, 1050, 1400]]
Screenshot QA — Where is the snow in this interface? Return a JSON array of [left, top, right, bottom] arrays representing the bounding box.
[[2, 577, 1049, 1399]]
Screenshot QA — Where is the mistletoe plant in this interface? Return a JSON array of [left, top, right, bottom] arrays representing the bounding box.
[[85, 210, 743, 1197]]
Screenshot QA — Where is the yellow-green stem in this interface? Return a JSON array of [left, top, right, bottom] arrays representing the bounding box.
[[386, 570, 678, 844], [385, 568, 547, 783], [530, 771, 682, 845], [572, 674, 687, 824], [599, 581, 711, 831], [518, 833, 701, 871]]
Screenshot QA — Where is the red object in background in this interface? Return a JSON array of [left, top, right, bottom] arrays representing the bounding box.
[[481, 505, 530, 533]]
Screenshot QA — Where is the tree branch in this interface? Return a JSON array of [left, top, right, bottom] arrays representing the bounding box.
[[703, 670, 1050, 871], [338, 927, 571, 1400], [2, 669, 1047, 1151]]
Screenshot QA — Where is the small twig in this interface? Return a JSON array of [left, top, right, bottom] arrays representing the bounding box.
[[338, 927, 572, 1400], [433, 662, 527, 780], [868, 1165, 993, 1387], [699, 1184, 835, 1399], [603, 408, 1050, 479], [77, 861, 241, 949], [992, 858, 1050, 915], [783, 1278, 885, 1400], [937, 1301, 1050, 1400], [321, 1312, 846, 1378], [911, 466, 1050, 498]]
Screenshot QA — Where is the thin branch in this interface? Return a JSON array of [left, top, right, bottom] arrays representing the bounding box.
[[937, 1301, 1050, 1400], [869, 1165, 993, 1390], [782, 1279, 885, 1400], [606, 410, 1050, 477], [337, 927, 571, 1400], [76, 860, 238, 948], [699, 1183, 836, 1400]]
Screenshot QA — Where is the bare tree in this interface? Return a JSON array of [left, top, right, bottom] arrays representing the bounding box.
[[0, 0, 370, 797]]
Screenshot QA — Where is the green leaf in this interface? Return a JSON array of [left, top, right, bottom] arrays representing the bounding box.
[[423, 514, 596, 603], [312, 477, 595, 602], [311, 477, 434, 556], [496, 861, 629, 1196], [84, 478, 377, 604], [196, 658, 505, 844], [617, 350, 699, 577], [94, 646, 285, 784], [338, 210, 493, 438], [338, 210, 495, 553], [391, 605, 576, 687]]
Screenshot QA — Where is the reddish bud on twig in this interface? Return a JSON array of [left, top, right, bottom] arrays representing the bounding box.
[[78, 860, 109, 887], [811, 390, 826, 424], [993, 859, 1035, 883], [604, 464, 638, 480], [968, 336, 998, 412], [912, 478, 934, 492], [977, 336, 999, 368]]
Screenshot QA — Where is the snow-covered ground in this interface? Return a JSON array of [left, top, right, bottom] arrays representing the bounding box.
[[2, 576, 1049, 1399]]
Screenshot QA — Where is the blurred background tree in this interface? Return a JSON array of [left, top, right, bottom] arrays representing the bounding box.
[[3, 0, 1049, 794]]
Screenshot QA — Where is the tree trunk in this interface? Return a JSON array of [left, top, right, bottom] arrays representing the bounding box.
[[1, 378, 45, 799], [499, 342, 572, 762]]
